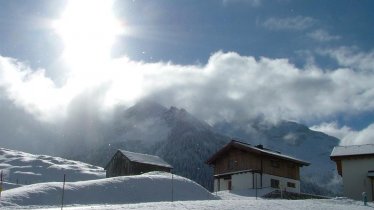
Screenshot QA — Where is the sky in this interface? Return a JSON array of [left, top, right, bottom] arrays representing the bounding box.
[[0, 0, 374, 152]]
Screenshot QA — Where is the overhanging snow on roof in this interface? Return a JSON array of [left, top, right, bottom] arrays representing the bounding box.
[[330, 144, 374, 158], [119, 150, 172, 168]]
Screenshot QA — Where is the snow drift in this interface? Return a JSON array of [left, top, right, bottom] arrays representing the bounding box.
[[0, 147, 105, 186], [1, 172, 216, 207]]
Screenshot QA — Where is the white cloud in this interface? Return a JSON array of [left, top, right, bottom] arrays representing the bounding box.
[[319, 47, 374, 71], [1, 50, 374, 125], [262, 16, 316, 31], [308, 29, 340, 42], [311, 122, 374, 146]]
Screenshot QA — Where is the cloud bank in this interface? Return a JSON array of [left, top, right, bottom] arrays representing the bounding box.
[[1, 49, 374, 148], [311, 122, 374, 146]]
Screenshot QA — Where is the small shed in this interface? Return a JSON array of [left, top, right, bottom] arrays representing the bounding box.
[[105, 150, 173, 178]]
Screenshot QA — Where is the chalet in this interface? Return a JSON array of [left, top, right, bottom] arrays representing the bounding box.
[[206, 140, 310, 193], [105, 150, 172, 177], [330, 144, 374, 201]]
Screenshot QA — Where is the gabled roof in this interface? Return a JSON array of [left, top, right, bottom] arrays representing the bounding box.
[[119, 150, 173, 168], [206, 140, 310, 166], [330, 144, 374, 159]]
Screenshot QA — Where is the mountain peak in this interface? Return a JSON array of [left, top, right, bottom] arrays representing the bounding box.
[[124, 100, 168, 119]]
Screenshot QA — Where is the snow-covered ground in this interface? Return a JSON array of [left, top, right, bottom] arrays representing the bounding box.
[[0, 147, 105, 186], [0, 147, 370, 210], [2, 198, 372, 210], [1, 171, 372, 210], [1, 172, 216, 207]]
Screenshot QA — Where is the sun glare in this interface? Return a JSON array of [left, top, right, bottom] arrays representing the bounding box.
[[54, 0, 123, 73]]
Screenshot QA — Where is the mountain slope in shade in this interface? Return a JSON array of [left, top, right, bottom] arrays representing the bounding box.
[[0, 147, 105, 187], [74, 101, 229, 191], [213, 120, 342, 195]]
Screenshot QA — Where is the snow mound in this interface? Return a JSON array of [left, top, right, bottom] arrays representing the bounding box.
[[0, 147, 105, 187], [217, 188, 274, 200], [1, 172, 217, 207]]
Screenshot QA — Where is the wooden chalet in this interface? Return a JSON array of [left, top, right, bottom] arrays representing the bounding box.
[[206, 140, 310, 193], [105, 150, 172, 177]]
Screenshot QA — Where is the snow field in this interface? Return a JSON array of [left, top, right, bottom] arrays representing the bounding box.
[[13, 199, 373, 210], [1, 172, 216, 207], [0, 148, 105, 185]]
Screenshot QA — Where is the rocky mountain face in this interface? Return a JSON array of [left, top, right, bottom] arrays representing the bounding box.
[[71, 101, 342, 194]]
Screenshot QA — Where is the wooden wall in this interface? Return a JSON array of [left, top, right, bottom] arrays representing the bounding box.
[[106, 151, 171, 177], [213, 148, 300, 180]]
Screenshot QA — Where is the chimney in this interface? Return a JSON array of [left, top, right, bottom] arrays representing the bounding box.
[[256, 144, 264, 149]]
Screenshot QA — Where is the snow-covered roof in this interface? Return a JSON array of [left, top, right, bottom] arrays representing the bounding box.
[[119, 150, 172, 168], [235, 141, 309, 165], [330, 144, 374, 158]]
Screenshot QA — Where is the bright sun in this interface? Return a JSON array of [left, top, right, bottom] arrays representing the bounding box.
[[54, 0, 123, 72]]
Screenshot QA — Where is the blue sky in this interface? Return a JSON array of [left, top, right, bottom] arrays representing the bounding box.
[[0, 0, 374, 150]]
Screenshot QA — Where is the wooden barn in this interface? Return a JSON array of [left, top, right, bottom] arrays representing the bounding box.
[[105, 150, 173, 177], [206, 140, 310, 193]]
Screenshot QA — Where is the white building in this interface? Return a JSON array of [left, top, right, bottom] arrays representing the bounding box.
[[330, 144, 374, 201], [206, 140, 310, 193]]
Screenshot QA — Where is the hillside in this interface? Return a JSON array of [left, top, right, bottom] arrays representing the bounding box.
[[0, 147, 105, 187]]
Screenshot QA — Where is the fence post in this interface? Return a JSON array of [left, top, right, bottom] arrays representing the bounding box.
[[61, 174, 66, 210], [171, 172, 174, 202], [0, 170, 3, 201]]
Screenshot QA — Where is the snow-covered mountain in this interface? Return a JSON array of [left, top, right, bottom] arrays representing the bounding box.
[[0, 147, 105, 187]]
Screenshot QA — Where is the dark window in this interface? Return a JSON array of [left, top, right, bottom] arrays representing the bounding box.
[[271, 179, 279, 188], [287, 182, 296, 188], [271, 160, 280, 168]]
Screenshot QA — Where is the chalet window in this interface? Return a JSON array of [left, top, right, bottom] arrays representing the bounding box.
[[271, 160, 280, 168], [270, 179, 279, 188], [287, 182, 296, 188]]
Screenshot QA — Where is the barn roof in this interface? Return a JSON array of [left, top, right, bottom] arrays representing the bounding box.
[[206, 140, 310, 166], [119, 150, 173, 168], [330, 144, 374, 159]]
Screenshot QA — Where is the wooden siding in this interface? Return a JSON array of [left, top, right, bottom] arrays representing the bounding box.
[[106, 151, 171, 177], [213, 148, 300, 180]]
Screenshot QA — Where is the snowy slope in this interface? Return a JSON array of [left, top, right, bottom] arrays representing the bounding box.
[[0, 148, 105, 187], [0, 172, 216, 207]]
